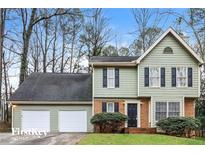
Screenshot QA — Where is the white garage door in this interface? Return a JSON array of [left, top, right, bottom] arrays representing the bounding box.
[[58, 111, 87, 132], [21, 111, 50, 132]]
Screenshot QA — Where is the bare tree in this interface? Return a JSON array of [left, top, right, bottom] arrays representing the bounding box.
[[0, 9, 7, 120], [18, 8, 82, 84], [131, 9, 163, 54], [80, 9, 112, 59], [52, 17, 58, 73]]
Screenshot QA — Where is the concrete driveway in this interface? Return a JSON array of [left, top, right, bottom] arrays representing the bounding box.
[[0, 133, 86, 145]]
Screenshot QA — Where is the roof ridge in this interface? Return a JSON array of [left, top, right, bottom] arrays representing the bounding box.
[[30, 72, 91, 75]]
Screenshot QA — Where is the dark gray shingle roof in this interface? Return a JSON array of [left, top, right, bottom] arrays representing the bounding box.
[[89, 56, 139, 63], [10, 73, 92, 102]]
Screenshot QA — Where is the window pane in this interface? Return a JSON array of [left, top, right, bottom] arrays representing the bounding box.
[[168, 102, 180, 117], [108, 69, 114, 78], [155, 102, 167, 121], [107, 103, 114, 112], [150, 67, 159, 77], [107, 68, 115, 88], [108, 78, 114, 88], [150, 67, 160, 87], [150, 77, 159, 87], [177, 78, 186, 87], [176, 67, 187, 87]]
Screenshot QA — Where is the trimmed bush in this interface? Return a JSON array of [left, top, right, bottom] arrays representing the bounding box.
[[91, 112, 127, 133], [156, 117, 201, 137]]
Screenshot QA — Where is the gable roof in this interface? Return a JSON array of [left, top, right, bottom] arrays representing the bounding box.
[[136, 27, 204, 64], [10, 73, 92, 102]]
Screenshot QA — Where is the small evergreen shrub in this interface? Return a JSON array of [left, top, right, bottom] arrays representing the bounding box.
[[91, 112, 127, 133], [197, 116, 205, 137], [156, 117, 201, 137]]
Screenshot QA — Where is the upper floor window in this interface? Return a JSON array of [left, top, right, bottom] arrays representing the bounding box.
[[176, 67, 187, 87], [172, 67, 192, 87], [107, 68, 115, 88], [163, 47, 173, 54], [149, 67, 160, 87], [144, 67, 165, 87], [103, 68, 119, 88]]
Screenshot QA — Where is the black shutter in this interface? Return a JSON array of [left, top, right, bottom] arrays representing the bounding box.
[[102, 102, 107, 112], [103, 68, 107, 88], [115, 68, 119, 88], [114, 102, 119, 112], [172, 67, 176, 87], [161, 67, 165, 87], [188, 67, 192, 87], [144, 67, 149, 87]]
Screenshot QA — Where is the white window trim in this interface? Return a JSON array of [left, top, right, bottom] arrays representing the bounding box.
[[106, 102, 114, 113], [149, 67, 161, 88], [124, 100, 141, 128], [155, 101, 181, 122], [176, 67, 188, 88], [107, 68, 115, 88]]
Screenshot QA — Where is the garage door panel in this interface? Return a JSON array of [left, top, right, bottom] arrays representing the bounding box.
[[21, 111, 50, 132], [59, 111, 87, 132]]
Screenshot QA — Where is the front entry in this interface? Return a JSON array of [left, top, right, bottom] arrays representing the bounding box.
[[127, 104, 138, 127]]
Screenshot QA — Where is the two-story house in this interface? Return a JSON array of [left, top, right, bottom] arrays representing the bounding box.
[[90, 28, 203, 131], [10, 28, 203, 133]]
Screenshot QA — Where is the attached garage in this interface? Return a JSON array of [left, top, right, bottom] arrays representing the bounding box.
[[58, 111, 87, 132], [21, 111, 50, 132], [10, 73, 93, 133]]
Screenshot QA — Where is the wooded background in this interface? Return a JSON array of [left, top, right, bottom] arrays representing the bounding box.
[[0, 8, 204, 122]]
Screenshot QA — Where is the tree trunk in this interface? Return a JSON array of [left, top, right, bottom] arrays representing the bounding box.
[[60, 33, 65, 73], [70, 31, 76, 73], [43, 19, 48, 73], [2, 52, 8, 122], [52, 20, 57, 73], [0, 9, 6, 120], [19, 8, 37, 85]]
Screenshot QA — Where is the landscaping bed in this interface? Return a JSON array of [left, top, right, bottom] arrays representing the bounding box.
[[79, 133, 205, 145]]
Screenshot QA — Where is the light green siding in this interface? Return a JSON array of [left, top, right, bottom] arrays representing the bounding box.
[[94, 67, 138, 98], [12, 104, 93, 132], [138, 34, 199, 97]]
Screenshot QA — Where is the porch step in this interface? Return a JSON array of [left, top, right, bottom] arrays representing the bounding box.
[[125, 128, 156, 134]]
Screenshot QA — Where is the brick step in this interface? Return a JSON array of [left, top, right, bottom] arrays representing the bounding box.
[[125, 128, 156, 134]]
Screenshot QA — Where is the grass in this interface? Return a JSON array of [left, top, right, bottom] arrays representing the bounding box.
[[79, 133, 205, 145]]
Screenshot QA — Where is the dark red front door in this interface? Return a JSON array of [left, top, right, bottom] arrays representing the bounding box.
[[127, 104, 138, 127]]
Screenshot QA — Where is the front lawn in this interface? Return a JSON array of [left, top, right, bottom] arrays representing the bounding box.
[[79, 134, 205, 145]]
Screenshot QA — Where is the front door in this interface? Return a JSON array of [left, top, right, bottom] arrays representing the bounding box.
[[127, 104, 138, 127]]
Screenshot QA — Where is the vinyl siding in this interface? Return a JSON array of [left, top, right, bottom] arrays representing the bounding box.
[[94, 67, 138, 98], [12, 104, 93, 132], [138, 34, 199, 97]]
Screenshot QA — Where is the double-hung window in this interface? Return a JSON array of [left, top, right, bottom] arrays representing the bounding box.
[[107, 102, 114, 113], [155, 101, 180, 121], [176, 67, 187, 87], [107, 68, 115, 88], [149, 67, 160, 87]]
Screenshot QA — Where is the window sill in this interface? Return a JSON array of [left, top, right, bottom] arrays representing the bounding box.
[[107, 87, 115, 89]]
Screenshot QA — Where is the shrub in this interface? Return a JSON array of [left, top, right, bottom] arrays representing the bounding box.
[[90, 112, 127, 133], [197, 116, 205, 137], [156, 117, 201, 137]]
